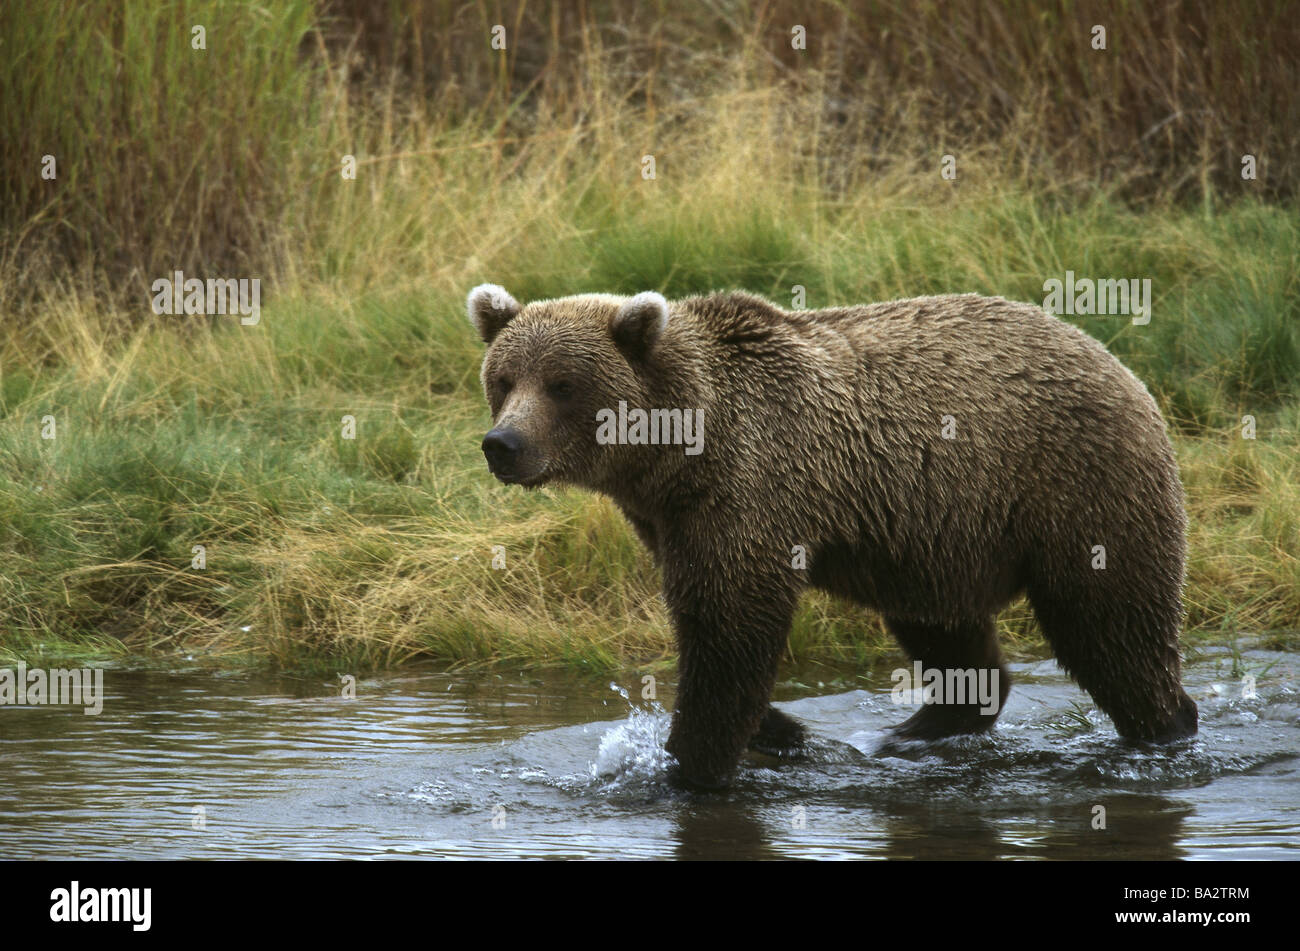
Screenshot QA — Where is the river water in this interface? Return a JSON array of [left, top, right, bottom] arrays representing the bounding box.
[[1, 644, 1296, 859]]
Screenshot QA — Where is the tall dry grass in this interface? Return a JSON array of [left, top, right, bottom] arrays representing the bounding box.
[[4, 0, 1298, 313]]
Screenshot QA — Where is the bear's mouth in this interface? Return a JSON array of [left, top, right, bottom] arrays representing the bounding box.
[[491, 465, 549, 488]]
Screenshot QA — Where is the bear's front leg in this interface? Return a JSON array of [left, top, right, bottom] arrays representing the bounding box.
[[661, 565, 799, 790]]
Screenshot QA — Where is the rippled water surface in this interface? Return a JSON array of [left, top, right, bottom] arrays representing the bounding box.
[[1, 645, 1296, 859]]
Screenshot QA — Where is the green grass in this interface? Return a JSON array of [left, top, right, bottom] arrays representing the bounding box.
[[1, 186, 1296, 672]]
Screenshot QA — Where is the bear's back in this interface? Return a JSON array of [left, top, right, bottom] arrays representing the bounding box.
[[686, 291, 1154, 422], [680, 292, 1176, 577]]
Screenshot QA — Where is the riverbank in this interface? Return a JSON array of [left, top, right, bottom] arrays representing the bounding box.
[[2, 188, 1297, 672]]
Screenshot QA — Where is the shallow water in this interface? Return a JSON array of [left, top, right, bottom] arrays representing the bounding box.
[[1, 645, 1296, 859]]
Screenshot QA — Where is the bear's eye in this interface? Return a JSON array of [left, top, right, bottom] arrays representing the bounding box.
[[496, 375, 514, 394], [547, 380, 575, 400]]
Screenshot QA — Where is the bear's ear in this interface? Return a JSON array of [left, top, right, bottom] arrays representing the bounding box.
[[466, 283, 521, 344], [611, 291, 669, 357]]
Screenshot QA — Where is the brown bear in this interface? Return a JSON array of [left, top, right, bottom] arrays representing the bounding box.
[[467, 284, 1199, 789]]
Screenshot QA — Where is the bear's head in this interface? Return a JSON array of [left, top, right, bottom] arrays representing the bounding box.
[[467, 284, 676, 490]]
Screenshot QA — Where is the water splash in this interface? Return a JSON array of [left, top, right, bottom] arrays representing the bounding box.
[[590, 684, 674, 784]]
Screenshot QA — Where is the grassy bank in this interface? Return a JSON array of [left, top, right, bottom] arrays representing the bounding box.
[[1, 2, 1297, 671], [2, 184, 1297, 671]]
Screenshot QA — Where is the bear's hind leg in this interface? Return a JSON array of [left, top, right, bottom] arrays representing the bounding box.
[[885, 616, 1011, 739], [1028, 589, 1198, 742]]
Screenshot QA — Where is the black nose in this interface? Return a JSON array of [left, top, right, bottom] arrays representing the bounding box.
[[482, 428, 523, 470]]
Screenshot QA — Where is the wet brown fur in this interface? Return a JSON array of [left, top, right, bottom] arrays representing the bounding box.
[[470, 287, 1199, 789]]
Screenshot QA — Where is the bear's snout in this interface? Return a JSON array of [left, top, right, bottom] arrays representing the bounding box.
[[482, 427, 528, 482]]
